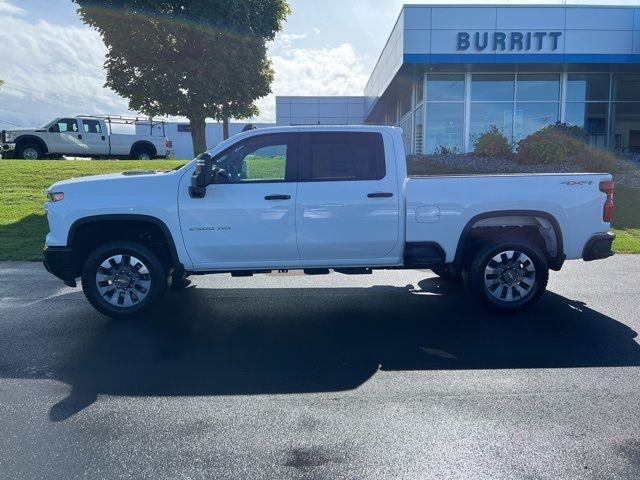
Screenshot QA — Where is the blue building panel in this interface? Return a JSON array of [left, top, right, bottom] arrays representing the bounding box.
[[404, 6, 431, 30], [496, 7, 566, 31], [565, 7, 634, 31], [431, 7, 496, 30]]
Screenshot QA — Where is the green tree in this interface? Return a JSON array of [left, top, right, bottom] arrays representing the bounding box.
[[73, 0, 289, 155]]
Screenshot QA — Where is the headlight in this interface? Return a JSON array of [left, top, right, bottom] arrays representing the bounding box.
[[47, 192, 64, 202], [4, 131, 16, 142]]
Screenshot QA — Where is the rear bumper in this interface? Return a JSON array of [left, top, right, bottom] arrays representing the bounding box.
[[43, 246, 78, 287], [583, 232, 615, 262]]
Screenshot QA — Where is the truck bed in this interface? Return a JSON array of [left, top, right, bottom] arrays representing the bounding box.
[[406, 173, 612, 262]]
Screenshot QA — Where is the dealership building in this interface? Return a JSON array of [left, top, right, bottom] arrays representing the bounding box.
[[276, 3, 640, 156]]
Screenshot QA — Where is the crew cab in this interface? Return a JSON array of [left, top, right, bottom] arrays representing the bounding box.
[[1, 115, 173, 160], [43, 126, 615, 318]]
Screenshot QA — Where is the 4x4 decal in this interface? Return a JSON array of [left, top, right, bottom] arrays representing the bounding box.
[[561, 181, 593, 186]]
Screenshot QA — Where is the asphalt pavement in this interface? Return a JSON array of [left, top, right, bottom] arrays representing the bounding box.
[[0, 257, 639, 479]]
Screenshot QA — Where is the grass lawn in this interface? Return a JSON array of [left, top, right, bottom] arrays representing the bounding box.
[[610, 186, 640, 254], [0, 159, 638, 261], [0, 160, 185, 261]]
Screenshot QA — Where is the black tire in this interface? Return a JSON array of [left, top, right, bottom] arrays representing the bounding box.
[[81, 241, 167, 319], [131, 146, 154, 160], [169, 270, 191, 291], [16, 143, 42, 160], [432, 265, 462, 283], [467, 236, 549, 313]]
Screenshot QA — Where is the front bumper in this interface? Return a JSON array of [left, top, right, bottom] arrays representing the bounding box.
[[1, 143, 16, 158], [43, 246, 78, 287], [583, 232, 615, 262]]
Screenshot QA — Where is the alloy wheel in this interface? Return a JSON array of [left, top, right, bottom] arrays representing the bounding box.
[[23, 147, 39, 160], [95, 254, 151, 307], [484, 250, 536, 303]]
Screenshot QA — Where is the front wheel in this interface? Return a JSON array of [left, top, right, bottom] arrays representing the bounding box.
[[17, 144, 42, 160], [467, 237, 549, 313], [81, 241, 167, 319]]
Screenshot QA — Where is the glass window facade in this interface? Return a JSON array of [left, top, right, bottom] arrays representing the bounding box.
[[515, 103, 559, 141], [612, 102, 640, 153], [426, 74, 465, 102], [471, 74, 514, 102], [425, 103, 464, 154], [614, 75, 640, 102], [470, 103, 513, 141], [469, 73, 560, 145], [425, 74, 465, 154], [414, 104, 424, 155], [516, 74, 560, 102], [567, 74, 610, 102], [396, 72, 640, 155], [565, 103, 608, 148]]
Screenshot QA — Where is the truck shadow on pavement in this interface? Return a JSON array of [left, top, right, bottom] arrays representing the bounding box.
[[1, 277, 639, 422]]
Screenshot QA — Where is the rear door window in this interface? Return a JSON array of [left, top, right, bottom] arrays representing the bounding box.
[[83, 120, 102, 134], [299, 132, 386, 182]]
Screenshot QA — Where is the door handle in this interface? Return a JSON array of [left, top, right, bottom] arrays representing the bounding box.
[[367, 192, 394, 198], [265, 195, 291, 201], [77, 134, 83, 140], [101, 136, 106, 141]]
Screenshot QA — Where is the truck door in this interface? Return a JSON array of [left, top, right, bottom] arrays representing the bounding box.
[[78, 119, 109, 155], [295, 131, 400, 261], [179, 133, 300, 270], [46, 118, 85, 155]]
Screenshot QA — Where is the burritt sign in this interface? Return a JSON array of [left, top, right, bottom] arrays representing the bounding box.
[[457, 32, 563, 52]]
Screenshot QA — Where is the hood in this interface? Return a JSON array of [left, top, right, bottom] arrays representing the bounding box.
[[49, 169, 167, 190], [2, 127, 38, 133]]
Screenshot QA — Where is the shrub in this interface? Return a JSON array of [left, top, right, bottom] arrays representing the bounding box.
[[518, 137, 568, 164], [473, 125, 512, 158], [573, 148, 627, 173], [433, 144, 460, 156], [540, 123, 589, 143], [517, 125, 588, 164]]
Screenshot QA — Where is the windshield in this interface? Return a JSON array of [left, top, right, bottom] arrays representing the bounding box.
[[39, 119, 57, 129]]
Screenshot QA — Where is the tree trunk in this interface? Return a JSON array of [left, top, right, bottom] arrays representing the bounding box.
[[188, 115, 207, 157], [223, 117, 230, 140]]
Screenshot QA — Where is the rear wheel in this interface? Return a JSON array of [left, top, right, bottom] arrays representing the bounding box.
[[131, 146, 154, 160], [81, 241, 167, 319], [16, 143, 42, 160], [467, 237, 549, 313]]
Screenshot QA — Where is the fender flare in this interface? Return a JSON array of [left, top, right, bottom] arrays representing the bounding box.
[[67, 214, 181, 268], [453, 210, 565, 271], [130, 141, 158, 157], [14, 135, 49, 154]]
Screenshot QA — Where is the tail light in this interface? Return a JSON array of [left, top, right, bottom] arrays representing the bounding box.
[[166, 139, 173, 149], [600, 181, 614, 223]]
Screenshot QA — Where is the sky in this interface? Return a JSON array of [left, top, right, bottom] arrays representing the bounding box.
[[0, 0, 639, 128]]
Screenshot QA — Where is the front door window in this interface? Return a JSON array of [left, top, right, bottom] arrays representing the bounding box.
[[213, 134, 291, 183], [50, 118, 79, 133]]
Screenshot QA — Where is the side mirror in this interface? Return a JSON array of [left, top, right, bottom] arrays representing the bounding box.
[[49, 124, 60, 133], [189, 153, 214, 198]]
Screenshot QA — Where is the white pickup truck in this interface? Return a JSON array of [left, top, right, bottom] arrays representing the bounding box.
[[1, 116, 172, 160], [43, 126, 615, 318]]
